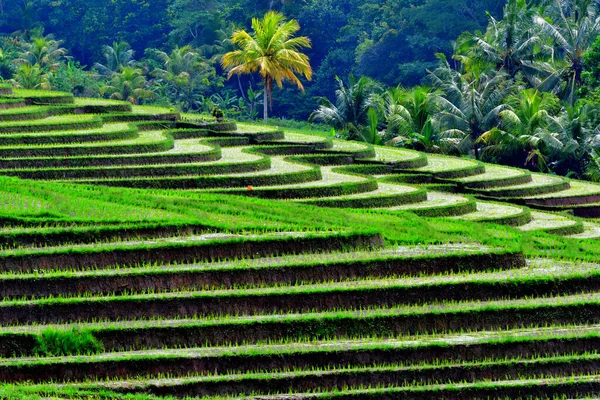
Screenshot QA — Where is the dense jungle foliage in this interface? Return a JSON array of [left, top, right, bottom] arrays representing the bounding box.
[[0, 0, 506, 118], [4, 0, 600, 180]]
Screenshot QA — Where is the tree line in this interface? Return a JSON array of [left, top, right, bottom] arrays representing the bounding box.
[[3, 0, 600, 181], [313, 0, 600, 182], [0, 0, 504, 119]]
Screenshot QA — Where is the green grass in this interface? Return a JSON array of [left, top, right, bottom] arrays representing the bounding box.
[[0, 129, 166, 149], [2, 90, 600, 398], [567, 221, 600, 239], [518, 211, 582, 234], [458, 165, 529, 182], [454, 201, 530, 224], [131, 105, 177, 115], [58, 352, 600, 397], [74, 98, 132, 107], [299, 183, 426, 208], [329, 140, 372, 153], [3, 321, 600, 365], [11, 89, 73, 98], [0, 243, 502, 278], [5, 288, 600, 339], [33, 327, 103, 356], [529, 179, 600, 199], [0, 105, 48, 116], [473, 173, 570, 198], [10, 256, 600, 328], [414, 153, 480, 173], [0, 114, 101, 133], [0, 384, 173, 399], [387, 191, 469, 209], [373, 146, 426, 163]]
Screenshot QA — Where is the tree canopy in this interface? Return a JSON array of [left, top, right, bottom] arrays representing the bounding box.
[[0, 0, 505, 118]]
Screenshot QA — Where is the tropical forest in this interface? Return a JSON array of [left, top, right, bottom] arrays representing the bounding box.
[[5, 0, 600, 398]]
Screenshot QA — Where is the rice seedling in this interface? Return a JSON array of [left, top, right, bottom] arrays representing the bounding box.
[[2, 88, 600, 398]]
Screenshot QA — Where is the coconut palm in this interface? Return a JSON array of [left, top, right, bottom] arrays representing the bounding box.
[[0, 48, 13, 79], [150, 46, 220, 111], [534, 0, 600, 105], [310, 75, 382, 140], [585, 149, 600, 181], [358, 108, 384, 145], [16, 34, 67, 71], [12, 1, 43, 39], [9, 63, 49, 89], [456, 0, 547, 80], [201, 25, 250, 101], [221, 11, 312, 123], [200, 25, 236, 64], [94, 42, 135, 77], [429, 55, 516, 159], [383, 86, 440, 135], [477, 89, 562, 169], [548, 103, 600, 177], [100, 67, 154, 104], [382, 86, 454, 152], [152, 46, 201, 78]]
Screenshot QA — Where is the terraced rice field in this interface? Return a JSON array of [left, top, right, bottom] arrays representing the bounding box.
[[3, 87, 600, 399]]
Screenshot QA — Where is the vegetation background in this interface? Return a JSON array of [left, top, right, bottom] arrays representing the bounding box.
[[4, 0, 600, 182], [0, 0, 505, 119]]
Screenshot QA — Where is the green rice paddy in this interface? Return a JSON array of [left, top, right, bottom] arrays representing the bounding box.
[[1, 87, 600, 399]]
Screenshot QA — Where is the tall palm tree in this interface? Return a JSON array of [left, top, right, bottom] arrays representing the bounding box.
[[201, 25, 249, 101], [310, 75, 382, 140], [456, 0, 547, 80], [429, 55, 516, 159], [13, 1, 43, 39], [534, 0, 600, 105], [94, 42, 135, 77], [100, 67, 154, 104], [221, 11, 312, 123], [548, 103, 600, 177]]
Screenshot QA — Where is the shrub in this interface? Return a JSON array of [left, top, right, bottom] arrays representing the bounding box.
[[33, 328, 103, 356]]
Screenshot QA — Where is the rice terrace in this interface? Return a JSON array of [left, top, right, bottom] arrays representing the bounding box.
[[7, 0, 600, 399]]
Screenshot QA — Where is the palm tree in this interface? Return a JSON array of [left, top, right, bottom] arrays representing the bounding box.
[[100, 67, 154, 104], [477, 89, 562, 169], [383, 86, 439, 135], [429, 55, 516, 159], [382, 86, 454, 152], [456, 0, 547, 80], [310, 75, 382, 140], [0, 48, 13, 79], [94, 42, 135, 77], [534, 0, 600, 105], [150, 46, 220, 111], [585, 149, 600, 182], [17, 34, 67, 71], [548, 103, 600, 177], [357, 108, 384, 145], [201, 24, 250, 101], [200, 25, 236, 64], [10, 63, 49, 89], [221, 11, 312, 123], [13, 1, 43, 39], [152, 46, 202, 78]]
